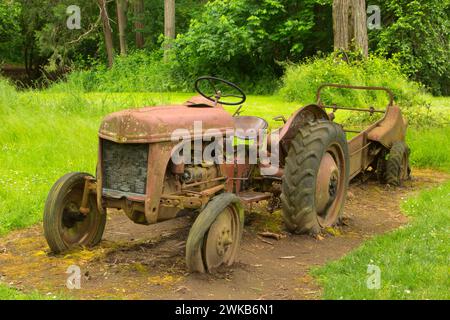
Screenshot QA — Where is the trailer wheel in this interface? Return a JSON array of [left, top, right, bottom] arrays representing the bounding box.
[[376, 149, 387, 183], [186, 193, 244, 273], [44, 172, 106, 253], [384, 141, 411, 186], [281, 121, 349, 234]]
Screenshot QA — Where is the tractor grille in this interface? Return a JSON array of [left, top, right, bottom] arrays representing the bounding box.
[[102, 140, 149, 195]]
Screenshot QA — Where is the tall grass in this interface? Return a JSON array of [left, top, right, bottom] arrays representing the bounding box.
[[407, 127, 450, 171]]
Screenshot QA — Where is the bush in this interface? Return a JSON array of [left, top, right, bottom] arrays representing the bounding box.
[[51, 51, 187, 93], [279, 54, 447, 127]]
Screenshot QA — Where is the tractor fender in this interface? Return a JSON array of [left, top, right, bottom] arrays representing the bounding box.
[[367, 106, 408, 149], [278, 104, 330, 157], [186, 193, 244, 273]]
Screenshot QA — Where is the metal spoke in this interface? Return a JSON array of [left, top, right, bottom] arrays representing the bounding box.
[[208, 78, 219, 95]]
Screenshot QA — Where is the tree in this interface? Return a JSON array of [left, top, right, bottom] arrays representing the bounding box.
[[116, 0, 128, 55], [174, 0, 331, 91], [333, 0, 349, 51], [164, 0, 176, 59], [134, 0, 145, 48], [352, 0, 368, 56], [98, 0, 114, 67], [332, 0, 368, 57]]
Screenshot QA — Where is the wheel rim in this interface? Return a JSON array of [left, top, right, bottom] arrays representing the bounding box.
[[59, 185, 96, 247], [203, 205, 240, 271], [315, 144, 346, 227]]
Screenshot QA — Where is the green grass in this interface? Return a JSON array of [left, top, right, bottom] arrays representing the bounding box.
[[407, 126, 450, 171], [0, 285, 55, 300], [313, 182, 450, 300]]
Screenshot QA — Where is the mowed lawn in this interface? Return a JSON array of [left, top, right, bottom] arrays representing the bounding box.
[[0, 85, 449, 299]]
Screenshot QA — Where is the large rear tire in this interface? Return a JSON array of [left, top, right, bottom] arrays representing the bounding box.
[[43, 172, 106, 253], [281, 121, 349, 234]]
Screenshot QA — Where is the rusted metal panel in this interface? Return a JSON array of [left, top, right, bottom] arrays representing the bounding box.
[[237, 191, 271, 204], [348, 133, 365, 179], [144, 142, 176, 224], [99, 96, 234, 144], [316, 83, 395, 107], [367, 106, 408, 148], [279, 104, 330, 159]]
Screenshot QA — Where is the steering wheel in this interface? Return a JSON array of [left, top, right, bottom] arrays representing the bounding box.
[[195, 76, 246, 106]]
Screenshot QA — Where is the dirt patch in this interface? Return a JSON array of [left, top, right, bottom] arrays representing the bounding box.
[[0, 169, 448, 300]]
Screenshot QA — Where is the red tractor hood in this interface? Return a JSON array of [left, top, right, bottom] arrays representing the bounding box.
[[99, 102, 234, 143]]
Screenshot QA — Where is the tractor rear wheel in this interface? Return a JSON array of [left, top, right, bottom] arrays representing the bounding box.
[[43, 172, 106, 253], [281, 121, 349, 234], [186, 193, 244, 273], [384, 141, 411, 186]]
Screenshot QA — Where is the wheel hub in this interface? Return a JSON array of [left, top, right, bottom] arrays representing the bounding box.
[[329, 175, 338, 199], [315, 152, 340, 215], [216, 228, 233, 256], [62, 202, 86, 229], [203, 208, 238, 270]]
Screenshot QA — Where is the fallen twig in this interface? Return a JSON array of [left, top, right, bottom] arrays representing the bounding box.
[[257, 236, 274, 246], [257, 231, 285, 240]]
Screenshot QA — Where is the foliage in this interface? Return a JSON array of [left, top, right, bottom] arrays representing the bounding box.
[[173, 0, 332, 94], [371, 0, 450, 95], [132, 0, 207, 51], [1, 0, 449, 97], [0, 0, 22, 64], [34, 0, 101, 72]]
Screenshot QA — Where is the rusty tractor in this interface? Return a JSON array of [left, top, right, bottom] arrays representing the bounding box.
[[43, 77, 410, 272]]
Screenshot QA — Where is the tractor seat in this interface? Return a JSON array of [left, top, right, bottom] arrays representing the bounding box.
[[233, 116, 269, 140]]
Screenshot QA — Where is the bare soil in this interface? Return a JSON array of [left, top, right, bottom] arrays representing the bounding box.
[[0, 169, 448, 300]]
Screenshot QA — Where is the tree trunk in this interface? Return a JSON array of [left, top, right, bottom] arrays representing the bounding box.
[[164, 0, 176, 61], [352, 0, 368, 57], [333, 0, 350, 51], [333, 0, 369, 57], [116, 0, 128, 55], [98, 0, 114, 67], [134, 0, 145, 49]]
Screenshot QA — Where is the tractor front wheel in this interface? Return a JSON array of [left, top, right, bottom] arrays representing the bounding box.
[[186, 193, 244, 273], [43, 172, 106, 253], [281, 121, 349, 235]]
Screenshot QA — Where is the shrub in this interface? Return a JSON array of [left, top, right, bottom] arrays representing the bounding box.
[[51, 51, 187, 93], [279, 54, 447, 127]]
